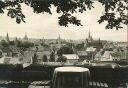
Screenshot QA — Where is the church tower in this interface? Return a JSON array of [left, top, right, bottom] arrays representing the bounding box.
[[58, 34, 61, 44], [6, 33, 10, 42], [23, 33, 28, 41], [88, 30, 93, 43]]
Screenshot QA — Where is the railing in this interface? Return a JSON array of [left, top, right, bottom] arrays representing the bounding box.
[[0, 63, 128, 88]]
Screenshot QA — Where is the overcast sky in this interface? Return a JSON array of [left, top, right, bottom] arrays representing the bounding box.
[[0, 1, 127, 41]]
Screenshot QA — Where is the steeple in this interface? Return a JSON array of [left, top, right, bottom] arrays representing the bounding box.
[[23, 33, 28, 41], [88, 30, 93, 42], [89, 30, 91, 39], [6, 32, 10, 42]]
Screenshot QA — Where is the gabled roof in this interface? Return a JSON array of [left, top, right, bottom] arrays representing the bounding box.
[[95, 52, 102, 58], [63, 54, 79, 60], [102, 51, 113, 58], [102, 51, 121, 58], [86, 47, 96, 52]]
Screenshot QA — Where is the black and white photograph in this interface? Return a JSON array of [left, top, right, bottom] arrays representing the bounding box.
[[0, 0, 128, 88]]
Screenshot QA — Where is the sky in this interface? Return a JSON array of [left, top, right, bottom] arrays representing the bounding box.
[[0, 1, 127, 41]]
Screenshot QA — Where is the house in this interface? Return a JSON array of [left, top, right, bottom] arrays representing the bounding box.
[[63, 54, 79, 63], [120, 50, 128, 59], [35, 45, 51, 62], [86, 47, 96, 53], [0, 45, 12, 57], [50, 43, 66, 53], [0, 56, 11, 64], [27, 45, 52, 63], [101, 51, 113, 61], [110, 53, 121, 61], [0, 45, 22, 64], [77, 51, 88, 61], [101, 51, 121, 61], [95, 52, 102, 61], [9, 57, 22, 64], [36, 51, 51, 62], [86, 47, 97, 60], [117, 42, 127, 48], [22, 51, 35, 63], [0, 56, 21, 64], [9, 45, 23, 59]]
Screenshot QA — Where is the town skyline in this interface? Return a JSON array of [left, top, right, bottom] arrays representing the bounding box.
[[0, 32, 127, 42], [0, 2, 127, 42]]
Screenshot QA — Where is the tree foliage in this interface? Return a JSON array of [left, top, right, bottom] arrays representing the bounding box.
[[0, 51, 2, 58], [0, 40, 9, 47], [57, 56, 67, 62], [0, 0, 128, 29], [57, 46, 74, 56], [49, 51, 55, 62], [42, 54, 48, 62], [98, 0, 128, 30], [32, 53, 38, 64], [18, 41, 34, 48]]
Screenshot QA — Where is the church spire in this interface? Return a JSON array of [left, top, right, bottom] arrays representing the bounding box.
[[88, 30, 93, 42], [23, 33, 28, 41], [6, 32, 10, 42], [89, 30, 91, 39]]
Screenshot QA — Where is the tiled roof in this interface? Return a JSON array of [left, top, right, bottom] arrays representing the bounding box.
[[95, 52, 102, 58], [102, 51, 113, 59], [86, 47, 96, 52]]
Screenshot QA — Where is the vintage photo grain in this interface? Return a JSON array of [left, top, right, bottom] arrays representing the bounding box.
[[0, 0, 128, 88]]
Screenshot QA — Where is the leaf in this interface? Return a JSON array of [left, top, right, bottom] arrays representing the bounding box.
[[16, 17, 21, 24]]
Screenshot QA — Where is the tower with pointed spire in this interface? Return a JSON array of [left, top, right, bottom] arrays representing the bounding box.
[[88, 30, 93, 43], [58, 34, 61, 44], [88, 30, 91, 39], [23, 33, 28, 41], [6, 33, 10, 42]]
